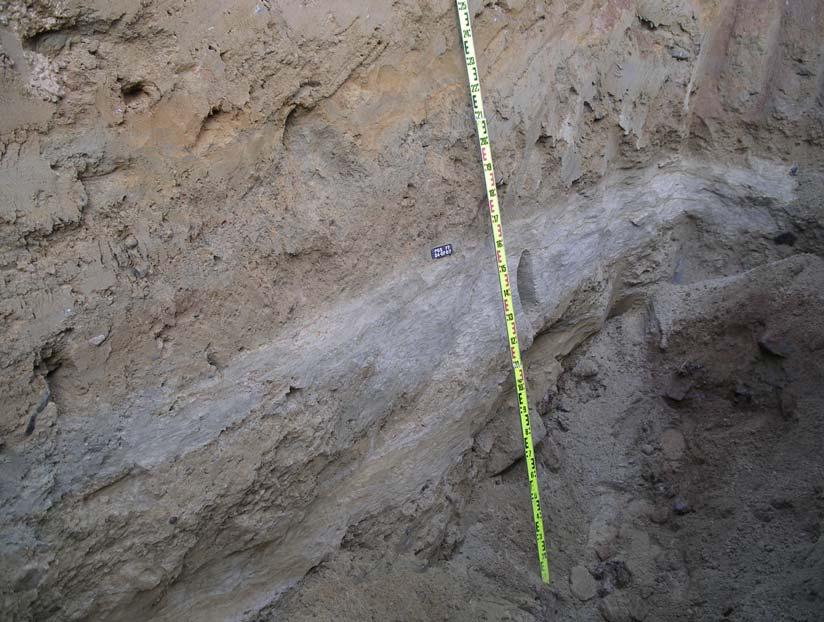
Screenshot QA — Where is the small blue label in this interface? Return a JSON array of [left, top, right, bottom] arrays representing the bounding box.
[[431, 244, 454, 259]]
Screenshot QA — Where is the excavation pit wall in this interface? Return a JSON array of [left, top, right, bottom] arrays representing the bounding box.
[[1, 2, 823, 621]]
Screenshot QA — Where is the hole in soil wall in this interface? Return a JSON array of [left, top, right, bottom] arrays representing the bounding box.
[[119, 79, 157, 109]]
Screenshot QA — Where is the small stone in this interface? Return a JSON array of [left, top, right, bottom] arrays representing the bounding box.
[[733, 383, 753, 403], [664, 376, 692, 401], [669, 46, 690, 60], [673, 498, 691, 515], [572, 359, 599, 378], [570, 565, 598, 601], [641, 444, 654, 456], [88, 333, 108, 347], [598, 592, 649, 622], [661, 429, 685, 461], [758, 334, 793, 358], [789, 164, 798, 176], [124, 235, 139, 249], [169, 516, 179, 525], [629, 594, 650, 621], [599, 593, 633, 622]]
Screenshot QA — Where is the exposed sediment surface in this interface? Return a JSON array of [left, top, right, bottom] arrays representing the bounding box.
[[1, 2, 822, 621]]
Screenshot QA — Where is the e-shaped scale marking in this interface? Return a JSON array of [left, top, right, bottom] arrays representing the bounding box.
[[454, 0, 550, 584]]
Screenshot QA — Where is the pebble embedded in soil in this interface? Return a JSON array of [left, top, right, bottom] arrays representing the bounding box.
[[572, 359, 599, 378], [570, 565, 598, 601], [88, 333, 108, 347], [598, 592, 639, 622], [664, 376, 692, 401], [673, 498, 691, 515], [669, 46, 690, 60], [661, 429, 685, 461], [758, 334, 793, 358]]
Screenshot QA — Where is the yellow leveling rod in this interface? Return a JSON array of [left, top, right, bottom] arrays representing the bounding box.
[[454, 1, 550, 584]]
